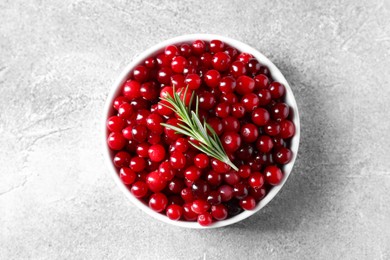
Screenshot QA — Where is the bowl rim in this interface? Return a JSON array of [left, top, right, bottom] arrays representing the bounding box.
[[102, 34, 300, 229]]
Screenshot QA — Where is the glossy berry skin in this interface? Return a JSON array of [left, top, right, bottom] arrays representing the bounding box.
[[158, 161, 175, 181], [184, 166, 202, 181], [192, 40, 206, 55], [149, 193, 168, 212], [269, 82, 285, 99], [206, 170, 222, 186], [264, 165, 283, 185], [252, 108, 270, 126], [185, 74, 201, 90], [219, 76, 236, 94], [233, 182, 249, 199], [248, 172, 264, 189], [222, 131, 241, 152], [230, 61, 247, 78], [133, 65, 149, 82], [239, 196, 256, 210], [222, 117, 240, 132], [174, 138, 190, 153], [146, 171, 167, 192], [119, 167, 136, 185], [207, 191, 222, 205], [118, 103, 134, 119], [191, 199, 210, 214], [256, 135, 274, 153], [148, 144, 166, 162], [249, 187, 266, 201], [231, 103, 245, 118], [236, 76, 255, 95], [257, 89, 272, 106], [191, 179, 210, 199], [271, 103, 289, 121], [218, 185, 233, 202], [113, 151, 131, 168], [212, 52, 231, 71], [170, 151, 186, 170], [181, 187, 194, 202], [254, 74, 270, 89], [167, 178, 184, 194], [210, 39, 225, 53], [224, 171, 240, 186], [123, 80, 141, 100], [241, 93, 260, 112], [273, 147, 292, 164], [215, 102, 230, 118], [211, 159, 230, 173], [204, 70, 221, 88], [237, 53, 253, 64], [207, 117, 224, 135], [279, 120, 295, 139], [198, 212, 213, 226], [183, 203, 198, 221], [240, 123, 259, 143], [171, 56, 188, 73], [211, 204, 228, 220], [166, 205, 183, 220], [165, 45, 179, 60], [247, 59, 261, 76], [238, 165, 251, 179], [132, 125, 148, 143], [107, 116, 125, 132], [113, 96, 128, 110], [131, 181, 148, 198], [264, 121, 281, 136], [194, 153, 209, 169], [146, 114, 163, 134], [107, 132, 126, 150], [180, 43, 192, 57]]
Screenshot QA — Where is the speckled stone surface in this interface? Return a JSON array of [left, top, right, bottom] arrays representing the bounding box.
[[1, 0, 390, 259]]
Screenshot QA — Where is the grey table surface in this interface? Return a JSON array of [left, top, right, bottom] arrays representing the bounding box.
[[1, 0, 390, 259]]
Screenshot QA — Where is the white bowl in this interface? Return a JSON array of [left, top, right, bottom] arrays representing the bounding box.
[[103, 34, 300, 229]]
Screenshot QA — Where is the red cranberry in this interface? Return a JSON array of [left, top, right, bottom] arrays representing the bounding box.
[[185, 74, 201, 90], [233, 183, 248, 199], [259, 65, 270, 76], [206, 170, 222, 186], [257, 89, 272, 106], [240, 123, 259, 143], [183, 202, 198, 221], [264, 165, 283, 185], [156, 53, 170, 67], [191, 199, 210, 214], [200, 52, 213, 68], [107, 116, 125, 132], [199, 91, 216, 110], [222, 117, 240, 132], [264, 121, 281, 136], [194, 153, 209, 169], [167, 178, 184, 194], [131, 181, 148, 198], [207, 191, 222, 205], [212, 52, 231, 71], [279, 120, 295, 139], [174, 138, 190, 153], [240, 196, 256, 210], [230, 61, 247, 78], [107, 132, 126, 150], [241, 93, 259, 112], [119, 167, 136, 185], [118, 103, 134, 119], [149, 193, 168, 212], [132, 125, 148, 142], [135, 109, 150, 126], [248, 172, 264, 189], [254, 74, 270, 89], [211, 204, 228, 220], [211, 159, 230, 173], [269, 82, 285, 99], [166, 204, 183, 220], [204, 69, 221, 88], [180, 43, 192, 57], [238, 165, 251, 178], [157, 67, 173, 85], [231, 103, 245, 118], [165, 45, 179, 60], [256, 135, 274, 153], [198, 212, 213, 226], [236, 144, 254, 160], [146, 113, 163, 134], [236, 75, 255, 95], [207, 117, 224, 135], [148, 144, 166, 162], [170, 151, 186, 169], [210, 39, 225, 53], [222, 131, 241, 152], [219, 76, 236, 93], [113, 96, 128, 110], [191, 40, 206, 55], [113, 151, 131, 168], [237, 53, 253, 64], [133, 65, 149, 82], [164, 118, 182, 140], [246, 59, 261, 75], [184, 166, 202, 181], [144, 57, 156, 68], [218, 185, 233, 202], [225, 47, 238, 59], [252, 108, 270, 126], [181, 187, 194, 202], [273, 147, 292, 164], [272, 136, 286, 148], [191, 179, 210, 199], [146, 171, 167, 192], [123, 80, 141, 100], [170, 74, 186, 88], [224, 171, 240, 186], [171, 56, 188, 73], [249, 187, 266, 201], [271, 102, 289, 121], [159, 161, 175, 181], [215, 102, 230, 118]]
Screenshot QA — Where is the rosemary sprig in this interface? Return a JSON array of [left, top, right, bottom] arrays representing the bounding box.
[[160, 87, 238, 171]]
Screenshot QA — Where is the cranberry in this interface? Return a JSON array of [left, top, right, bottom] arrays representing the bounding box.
[[264, 165, 283, 185], [211, 159, 230, 173], [194, 153, 209, 169], [207, 117, 224, 135], [215, 102, 230, 118], [181, 187, 194, 202], [233, 183, 248, 199], [249, 187, 266, 201], [167, 178, 184, 194], [222, 117, 240, 132], [279, 120, 295, 139], [131, 181, 148, 198], [192, 40, 206, 55], [264, 121, 281, 136], [148, 144, 166, 162], [123, 80, 141, 100], [254, 74, 270, 89], [252, 108, 270, 126], [237, 53, 253, 64], [259, 65, 271, 76], [146, 171, 167, 192], [148, 132, 161, 144], [222, 131, 241, 152], [236, 144, 254, 160], [210, 39, 225, 53], [269, 82, 285, 99], [144, 57, 156, 68], [165, 45, 179, 60], [204, 70, 221, 88], [107, 116, 125, 132], [119, 167, 136, 185], [218, 76, 236, 94], [199, 92, 216, 110], [135, 109, 150, 126], [256, 135, 274, 153], [230, 61, 247, 78], [146, 113, 163, 134], [200, 52, 213, 68], [156, 53, 170, 67], [174, 138, 190, 153], [271, 102, 289, 121], [183, 202, 198, 220], [248, 172, 264, 189], [159, 161, 175, 181], [224, 171, 240, 186], [207, 191, 222, 205], [179, 43, 192, 57], [170, 74, 186, 88], [218, 185, 233, 202], [212, 52, 231, 71], [225, 47, 238, 59], [206, 170, 222, 186], [274, 147, 292, 164], [191, 199, 210, 215], [236, 75, 255, 95], [185, 74, 201, 90], [184, 166, 202, 181], [198, 212, 213, 226], [107, 132, 126, 150], [118, 103, 134, 119], [170, 151, 186, 169], [157, 67, 173, 85], [113, 96, 128, 110], [238, 165, 251, 178], [240, 123, 259, 143], [211, 204, 228, 220], [149, 193, 168, 212], [240, 196, 256, 210], [241, 93, 259, 112], [133, 65, 149, 82], [272, 136, 286, 148], [113, 151, 131, 168], [257, 89, 272, 106], [171, 56, 188, 73], [166, 204, 183, 220], [231, 103, 246, 118], [131, 125, 148, 142], [164, 118, 182, 140]]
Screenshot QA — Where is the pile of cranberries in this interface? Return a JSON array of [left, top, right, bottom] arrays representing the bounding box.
[[106, 39, 296, 226]]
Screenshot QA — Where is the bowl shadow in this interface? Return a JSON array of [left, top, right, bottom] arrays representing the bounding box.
[[225, 58, 343, 232]]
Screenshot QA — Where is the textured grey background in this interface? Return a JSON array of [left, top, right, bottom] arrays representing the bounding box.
[[1, 0, 390, 259]]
